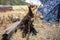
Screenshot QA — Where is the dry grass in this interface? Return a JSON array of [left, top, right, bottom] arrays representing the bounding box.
[[0, 5, 60, 40], [0, 6, 28, 33]]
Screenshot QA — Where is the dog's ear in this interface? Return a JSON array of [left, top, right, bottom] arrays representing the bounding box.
[[27, 4, 35, 8]]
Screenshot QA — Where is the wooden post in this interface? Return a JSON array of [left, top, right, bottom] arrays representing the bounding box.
[[1, 21, 21, 40]]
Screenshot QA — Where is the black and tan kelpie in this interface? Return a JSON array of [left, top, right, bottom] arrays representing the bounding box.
[[19, 6, 37, 38]]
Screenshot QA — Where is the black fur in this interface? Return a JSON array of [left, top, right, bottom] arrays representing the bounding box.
[[19, 6, 37, 38]]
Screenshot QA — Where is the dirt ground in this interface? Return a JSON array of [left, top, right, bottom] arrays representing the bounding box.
[[0, 6, 60, 40]]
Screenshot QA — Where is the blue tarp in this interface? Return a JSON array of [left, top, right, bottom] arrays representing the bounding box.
[[37, 0, 60, 22], [25, 0, 60, 23]]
